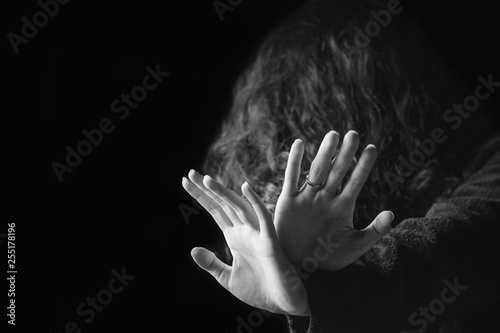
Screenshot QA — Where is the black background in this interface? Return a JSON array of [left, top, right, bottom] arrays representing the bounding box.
[[4, 0, 500, 332]]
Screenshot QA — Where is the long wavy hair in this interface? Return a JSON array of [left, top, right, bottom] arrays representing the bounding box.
[[202, 0, 480, 228]]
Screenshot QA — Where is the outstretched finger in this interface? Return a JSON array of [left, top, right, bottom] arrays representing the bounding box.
[[191, 247, 231, 290], [182, 176, 233, 230], [188, 169, 244, 226], [282, 139, 304, 196], [303, 131, 339, 196], [340, 144, 377, 201], [203, 175, 259, 229], [241, 182, 276, 239], [323, 130, 359, 196]]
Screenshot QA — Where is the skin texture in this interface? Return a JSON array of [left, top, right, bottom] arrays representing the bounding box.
[[183, 131, 394, 315], [275, 130, 394, 270], [182, 170, 309, 316]]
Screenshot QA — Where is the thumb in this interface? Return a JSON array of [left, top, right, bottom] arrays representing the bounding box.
[[357, 210, 394, 249], [370, 210, 394, 236], [191, 247, 231, 289]]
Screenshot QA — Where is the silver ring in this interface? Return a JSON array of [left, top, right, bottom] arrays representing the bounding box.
[[298, 175, 324, 191], [305, 176, 323, 188]]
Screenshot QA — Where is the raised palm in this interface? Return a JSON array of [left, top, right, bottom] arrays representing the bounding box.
[[183, 170, 309, 315], [275, 131, 394, 271]]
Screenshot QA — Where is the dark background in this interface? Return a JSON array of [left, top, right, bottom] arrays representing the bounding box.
[[3, 0, 500, 332]]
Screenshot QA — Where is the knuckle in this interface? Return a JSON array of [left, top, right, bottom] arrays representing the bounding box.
[[332, 165, 347, 175], [207, 206, 219, 216], [309, 167, 324, 179], [349, 178, 363, 188]]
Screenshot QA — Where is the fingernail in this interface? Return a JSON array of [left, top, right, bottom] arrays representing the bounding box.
[[243, 181, 254, 192]]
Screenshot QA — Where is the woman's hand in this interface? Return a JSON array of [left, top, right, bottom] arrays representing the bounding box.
[[182, 170, 309, 316], [275, 130, 394, 271]]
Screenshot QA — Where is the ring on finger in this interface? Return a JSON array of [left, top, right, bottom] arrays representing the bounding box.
[[299, 174, 325, 191]]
